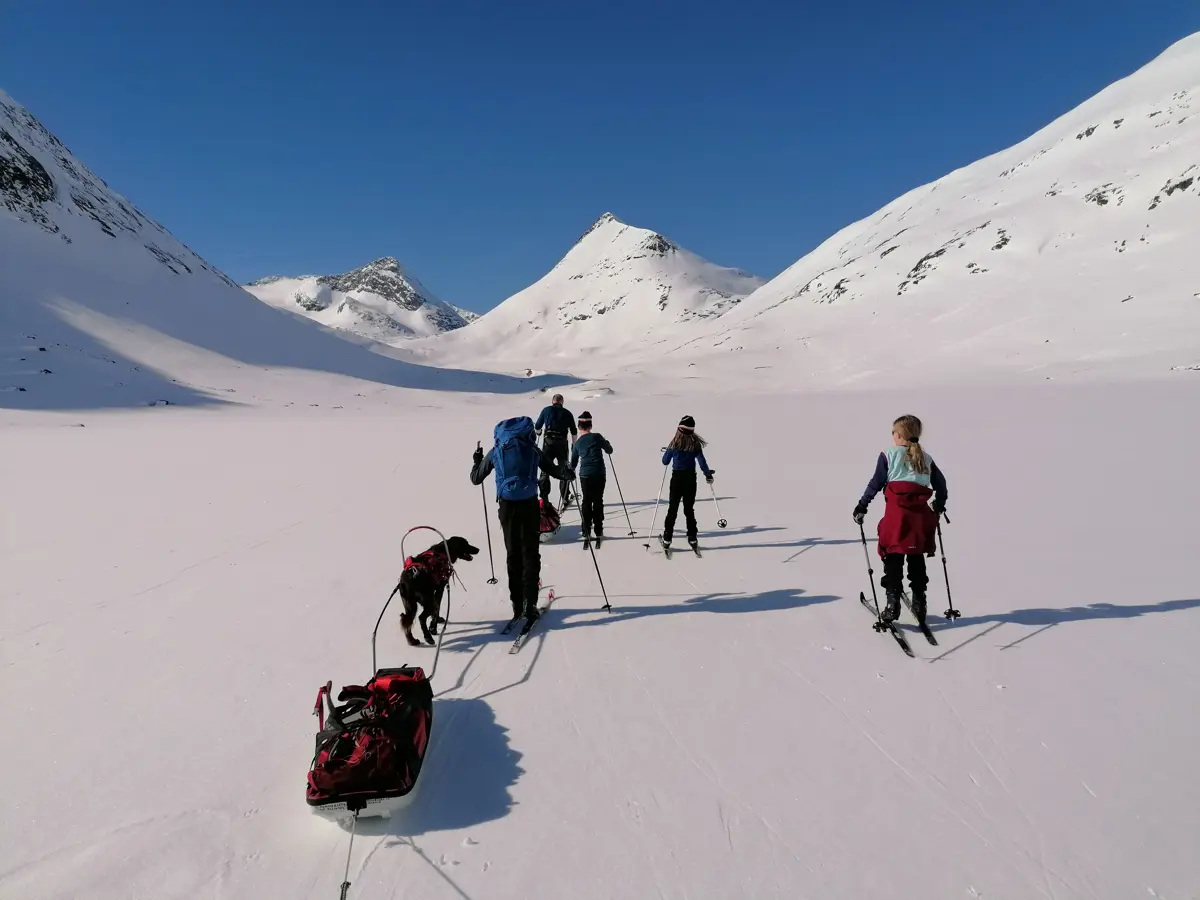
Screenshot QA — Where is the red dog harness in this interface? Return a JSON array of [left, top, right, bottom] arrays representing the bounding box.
[[403, 546, 453, 590]]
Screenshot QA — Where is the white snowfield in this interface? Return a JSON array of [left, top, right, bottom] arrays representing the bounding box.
[[3, 30, 1200, 900], [3, 385, 1198, 900], [246, 259, 473, 343]]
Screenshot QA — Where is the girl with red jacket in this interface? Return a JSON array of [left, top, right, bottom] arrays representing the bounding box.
[[853, 415, 947, 625]]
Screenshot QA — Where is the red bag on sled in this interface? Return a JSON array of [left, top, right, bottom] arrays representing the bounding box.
[[539, 497, 560, 536], [306, 666, 433, 816]]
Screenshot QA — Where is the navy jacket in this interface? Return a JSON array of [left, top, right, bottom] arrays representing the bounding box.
[[662, 447, 713, 477], [535, 405, 577, 442], [571, 432, 613, 478]]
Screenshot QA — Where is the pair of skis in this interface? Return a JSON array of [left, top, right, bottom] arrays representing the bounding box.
[[658, 535, 700, 559], [859, 591, 937, 658], [499, 588, 556, 654]]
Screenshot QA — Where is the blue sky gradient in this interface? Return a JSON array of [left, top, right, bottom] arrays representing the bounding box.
[[2, 1, 1198, 311]]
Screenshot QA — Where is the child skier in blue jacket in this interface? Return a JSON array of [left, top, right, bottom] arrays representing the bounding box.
[[660, 415, 714, 549]]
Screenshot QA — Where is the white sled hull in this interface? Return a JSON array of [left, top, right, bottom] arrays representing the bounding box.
[[310, 786, 419, 822]]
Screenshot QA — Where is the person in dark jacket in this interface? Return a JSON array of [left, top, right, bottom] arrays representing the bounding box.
[[660, 415, 714, 549], [569, 411, 613, 542], [853, 414, 947, 626], [535, 394, 577, 506], [471, 418, 573, 625]]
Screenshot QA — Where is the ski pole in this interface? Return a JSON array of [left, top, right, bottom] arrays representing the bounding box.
[[643, 462, 669, 549], [937, 514, 959, 619], [478, 442, 498, 585], [588, 542, 613, 612], [706, 479, 727, 528], [858, 520, 888, 631], [607, 452, 636, 536]]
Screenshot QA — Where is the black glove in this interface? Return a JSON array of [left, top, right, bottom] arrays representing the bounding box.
[[852, 504, 867, 525], [705, 470, 715, 484], [473, 447, 484, 465], [932, 499, 946, 516]]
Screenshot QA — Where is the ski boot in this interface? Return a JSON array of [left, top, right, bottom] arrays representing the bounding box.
[[909, 590, 928, 627], [523, 602, 540, 626], [881, 587, 902, 623]]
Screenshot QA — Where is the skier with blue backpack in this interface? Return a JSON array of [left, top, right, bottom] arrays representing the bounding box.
[[472, 416, 574, 628]]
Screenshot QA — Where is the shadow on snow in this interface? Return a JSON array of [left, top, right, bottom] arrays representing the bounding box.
[[348, 697, 521, 840], [927, 597, 1200, 660], [438, 587, 840, 657]]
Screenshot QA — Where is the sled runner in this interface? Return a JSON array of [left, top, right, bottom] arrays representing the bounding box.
[[306, 526, 453, 824]]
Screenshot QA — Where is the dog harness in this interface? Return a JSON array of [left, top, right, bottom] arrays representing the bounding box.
[[402, 546, 453, 590]]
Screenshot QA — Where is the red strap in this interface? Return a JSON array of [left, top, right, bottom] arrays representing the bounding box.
[[313, 681, 331, 730]]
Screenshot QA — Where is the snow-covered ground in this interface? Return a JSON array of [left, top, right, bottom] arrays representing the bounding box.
[[3, 379, 1198, 899]]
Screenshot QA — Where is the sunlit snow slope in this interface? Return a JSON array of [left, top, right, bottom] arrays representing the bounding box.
[[0, 90, 560, 410], [416, 212, 763, 372], [664, 33, 1200, 388], [246, 258, 472, 343]]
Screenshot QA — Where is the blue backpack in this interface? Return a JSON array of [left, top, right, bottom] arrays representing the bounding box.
[[492, 416, 540, 501]]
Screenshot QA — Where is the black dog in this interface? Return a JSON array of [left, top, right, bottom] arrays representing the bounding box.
[[398, 536, 478, 647]]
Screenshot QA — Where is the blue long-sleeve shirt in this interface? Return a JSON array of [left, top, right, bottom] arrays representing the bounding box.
[[858, 452, 947, 509], [662, 447, 712, 477]]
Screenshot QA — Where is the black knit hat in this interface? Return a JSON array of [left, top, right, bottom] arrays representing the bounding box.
[[678, 415, 695, 431], [578, 411, 593, 425]]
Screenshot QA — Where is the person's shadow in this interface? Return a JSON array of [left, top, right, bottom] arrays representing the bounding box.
[[438, 586, 839, 656], [927, 596, 1200, 659]]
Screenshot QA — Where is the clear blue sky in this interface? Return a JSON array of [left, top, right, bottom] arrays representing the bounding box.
[[2, 1, 1198, 312]]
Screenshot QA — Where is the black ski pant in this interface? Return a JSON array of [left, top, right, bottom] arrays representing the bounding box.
[[539, 440, 570, 504], [663, 469, 698, 542], [881, 553, 928, 598], [497, 497, 541, 618], [579, 474, 606, 537]]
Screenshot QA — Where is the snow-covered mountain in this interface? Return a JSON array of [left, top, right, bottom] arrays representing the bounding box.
[[663, 33, 1200, 388], [1, 89, 237, 288], [245, 258, 473, 343], [417, 212, 763, 370], [0, 89, 553, 410]]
